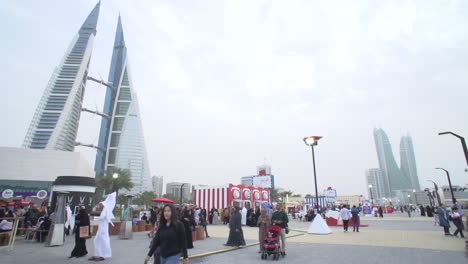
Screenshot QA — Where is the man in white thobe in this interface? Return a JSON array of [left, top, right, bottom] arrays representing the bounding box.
[[90, 192, 116, 261], [241, 206, 247, 226]]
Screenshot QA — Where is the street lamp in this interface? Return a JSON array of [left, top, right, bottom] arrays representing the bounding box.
[[438, 132, 468, 167], [111, 173, 119, 193], [368, 184, 374, 204], [424, 188, 434, 207], [435, 168, 456, 204], [303, 136, 323, 209], [180, 183, 185, 206], [407, 194, 411, 204], [426, 180, 442, 206]]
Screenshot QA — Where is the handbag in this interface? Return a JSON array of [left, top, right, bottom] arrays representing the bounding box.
[[79, 225, 91, 239]]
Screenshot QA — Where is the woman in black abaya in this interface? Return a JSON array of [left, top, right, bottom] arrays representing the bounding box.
[[224, 206, 245, 247], [70, 208, 90, 258], [180, 209, 194, 249]]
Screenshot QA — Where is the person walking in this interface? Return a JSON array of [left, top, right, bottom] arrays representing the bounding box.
[[145, 204, 189, 264], [223, 208, 230, 225], [378, 206, 384, 218], [70, 208, 90, 258], [180, 209, 194, 249], [340, 205, 351, 232], [350, 205, 360, 232], [224, 206, 245, 247], [271, 203, 288, 255], [451, 207, 464, 238], [199, 210, 210, 238], [89, 192, 116, 261], [257, 208, 270, 253], [437, 205, 452, 236]]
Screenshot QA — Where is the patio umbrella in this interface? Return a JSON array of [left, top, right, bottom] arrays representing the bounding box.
[[151, 197, 174, 204]]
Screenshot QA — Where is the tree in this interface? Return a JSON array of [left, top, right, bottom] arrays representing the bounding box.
[[162, 193, 179, 204], [305, 194, 313, 198], [134, 191, 157, 208], [270, 188, 280, 203], [97, 168, 134, 196]]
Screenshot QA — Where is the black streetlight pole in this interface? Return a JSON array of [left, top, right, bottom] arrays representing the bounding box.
[[303, 136, 322, 210], [311, 145, 319, 208], [427, 180, 442, 206], [180, 183, 185, 206], [438, 132, 468, 167], [435, 168, 456, 204], [424, 188, 434, 207]]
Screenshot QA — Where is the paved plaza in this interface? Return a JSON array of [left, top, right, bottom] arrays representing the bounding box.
[[1, 213, 467, 264]]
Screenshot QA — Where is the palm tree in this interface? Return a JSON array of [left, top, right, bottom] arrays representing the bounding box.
[[98, 168, 134, 196], [134, 191, 157, 209]]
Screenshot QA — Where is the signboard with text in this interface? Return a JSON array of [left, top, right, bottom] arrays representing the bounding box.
[[252, 175, 272, 188]]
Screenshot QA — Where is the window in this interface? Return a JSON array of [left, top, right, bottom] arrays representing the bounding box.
[[112, 117, 125, 131], [115, 102, 130, 115], [110, 133, 120, 147]]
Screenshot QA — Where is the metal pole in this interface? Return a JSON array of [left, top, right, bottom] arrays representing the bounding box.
[[311, 145, 319, 209], [369, 187, 374, 204], [180, 183, 185, 206], [427, 180, 442, 206], [444, 169, 456, 204], [439, 132, 468, 167]]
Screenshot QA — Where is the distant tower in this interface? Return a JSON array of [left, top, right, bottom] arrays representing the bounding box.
[[94, 16, 152, 194], [400, 135, 420, 190], [23, 2, 100, 151], [373, 128, 412, 194], [366, 168, 390, 199]]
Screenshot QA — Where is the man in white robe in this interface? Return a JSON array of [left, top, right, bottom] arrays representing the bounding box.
[[89, 192, 116, 261], [241, 206, 247, 226]]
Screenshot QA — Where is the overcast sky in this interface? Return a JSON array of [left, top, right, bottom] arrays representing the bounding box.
[[2, 0, 468, 196]]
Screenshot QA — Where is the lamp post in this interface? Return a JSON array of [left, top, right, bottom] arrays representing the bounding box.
[[407, 194, 411, 204], [368, 184, 374, 204], [112, 173, 119, 193], [435, 168, 456, 204], [426, 180, 442, 206], [413, 189, 418, 205], [180, 183, 185, 206], [438, 132, 468, 167], [303, 136, 323, 209], [424, 188, 434, 207]]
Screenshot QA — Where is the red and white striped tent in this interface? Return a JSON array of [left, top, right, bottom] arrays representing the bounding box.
[[193, 184, 270, 210]]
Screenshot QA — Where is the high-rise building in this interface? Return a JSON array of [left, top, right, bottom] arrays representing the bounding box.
[[152, 176, 164, 197], [94, 17, 152, 194], [373, 128, 412, 194], [166, 182, 191, 202], [365, 168, 390, 199], [23, 3, 100, 151], [400, 135, 421, 190]]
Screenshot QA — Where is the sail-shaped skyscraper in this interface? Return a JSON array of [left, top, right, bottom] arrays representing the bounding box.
[[23, 2, 100, 151], [94, 17, 152, 194]]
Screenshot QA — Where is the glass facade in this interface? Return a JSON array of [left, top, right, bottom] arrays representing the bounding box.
[[94, 17, 152, 194], [373, 128, 412, 195], [23, 3, 100, 151], [400, 136, 421, 191]]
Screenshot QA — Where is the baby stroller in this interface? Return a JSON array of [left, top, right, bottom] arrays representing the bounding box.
[[261, 225, 284, 260]]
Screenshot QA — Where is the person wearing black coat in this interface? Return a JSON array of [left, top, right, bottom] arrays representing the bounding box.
[[224, 206, 245, 247], [70, 208, 90, 258], [180, 209, 194, 249], [145, 204, 188, 264]]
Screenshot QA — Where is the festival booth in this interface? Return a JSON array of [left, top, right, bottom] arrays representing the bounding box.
[[193, 184, 270, 210]]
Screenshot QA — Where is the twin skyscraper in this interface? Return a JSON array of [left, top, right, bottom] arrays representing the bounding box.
[[22, 2, 152, 194], [367, 128, 421, 200]]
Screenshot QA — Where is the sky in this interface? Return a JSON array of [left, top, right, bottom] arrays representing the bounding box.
[[1, 0, 468, 196]]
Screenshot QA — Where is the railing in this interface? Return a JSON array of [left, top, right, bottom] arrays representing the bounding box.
[[0, 217, 23, 251]]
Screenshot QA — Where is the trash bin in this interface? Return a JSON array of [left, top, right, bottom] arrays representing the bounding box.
[[192, 230, 197, 242], [196, 226, 205, 240]]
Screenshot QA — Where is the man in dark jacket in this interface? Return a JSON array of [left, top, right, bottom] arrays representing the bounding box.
[[271, 203, 288, 255]]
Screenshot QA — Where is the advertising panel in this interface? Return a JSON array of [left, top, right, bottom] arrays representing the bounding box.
[[252, 175, 272, 188]]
